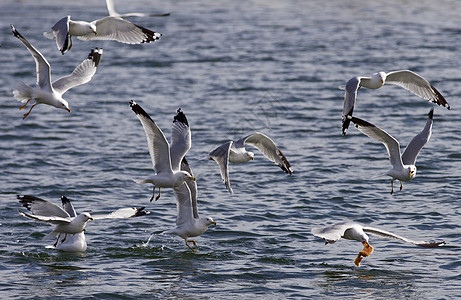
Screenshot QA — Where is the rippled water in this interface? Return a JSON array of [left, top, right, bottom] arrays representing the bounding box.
[[1, 0, 460, 298]]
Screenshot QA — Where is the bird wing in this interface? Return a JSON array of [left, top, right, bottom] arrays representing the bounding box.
[[402, 108, 433, 166], [92, 207, 150, 220], [106, 0, 170, 18], [342, 76, 362, 135], [130, 100, 172, 174], [311, 222, 355, 243], [60, 196, 76, 218], [76, 16, 161, 44], [17, 195, 70, 218], [52, 48, 103, 95], [19, 210, 71, 225], [363, 226, 445, 248], [385, 70, 450, 109], [241, 132, 293, 175], [181, 157, 198, 219], [173, 183, 194, 226], [44, 16, 70, 54], [348, 116, 404, 169], [209, 141, 233, 194], [169, 109, 191, 172], [11, 25, 52, 90]]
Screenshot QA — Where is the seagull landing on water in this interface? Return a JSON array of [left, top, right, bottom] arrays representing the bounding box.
[[11, 25, 102, 119], [129, 100, 195, 202], [209, 132, 293, 194], [348, 108, 434, 195], [342, 70, 449, 135], [17, 195, 149, 252], [312, 222, 445, 267], [44, 14, 161, 54], [164, 158, 216, 252]]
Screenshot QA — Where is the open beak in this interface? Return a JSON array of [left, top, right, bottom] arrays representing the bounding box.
[[66, 108, 71, 113]]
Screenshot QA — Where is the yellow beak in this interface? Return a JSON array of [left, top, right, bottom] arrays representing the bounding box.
[[190, 176, 196, 181], [211, 221, 217, 226], [66, 108, 71, 113]]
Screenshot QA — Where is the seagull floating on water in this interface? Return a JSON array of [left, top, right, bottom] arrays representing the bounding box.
[[348, 108, 434, 194], [11, 25, 102, 119], [312, 222, 445, 267], [209, 132, 293, 193], [342, 70, 449, 135], [18, 195, 149, 252], [44, 13, 161, 54], [130, 100, 195, 202], [164, 158, 216, 252]]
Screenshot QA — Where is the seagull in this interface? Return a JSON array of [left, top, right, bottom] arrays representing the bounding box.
[[44, 14, 161, 55], [209, 132, 293, 193], [312, 222, 445, 267], [18, 195, 149, 251], [130, 100, 195, 202], [105, 0, 170, 18], [11, 25, 102, 119], [342, 70, 450, 135], [348, 108, 434, 194], [164, 158, 216, 252]]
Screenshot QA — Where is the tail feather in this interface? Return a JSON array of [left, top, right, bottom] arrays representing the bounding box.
[[43, 31, 55, 40], [13, 82, 33, 103]]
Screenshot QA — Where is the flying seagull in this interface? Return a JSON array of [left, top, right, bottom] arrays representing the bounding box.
[[209, 132, 293, 193], [106, 0, 170, 18], [11, 25, 102, 119], [348, 108, 434, 194], [164, 158, 216, 252], [44, 14, 161, 54], [130, 100, 195, 202], [312, 222, 445, 267], [18, 195, 149, 251], [342, 70, 449, 135]]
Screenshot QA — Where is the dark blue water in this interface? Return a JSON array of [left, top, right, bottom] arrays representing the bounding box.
[[1, 0, 460, 298]]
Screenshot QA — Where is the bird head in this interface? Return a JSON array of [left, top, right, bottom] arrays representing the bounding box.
[[409, 166, 417, 179], [247, 151, 255, 161]]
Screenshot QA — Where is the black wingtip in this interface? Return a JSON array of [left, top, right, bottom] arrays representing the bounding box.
[[349, 116, 376, 129], [11, 24, 22, 38], [61, 195, 71, 205], [134, 24, 162, 43], [173, 108, 189, 126], [133, 207, 150, 217], [428, 107, 434, 119], [17, 195, 44, 210], [88, 48, 103, 67], [430, 84, 450, 110]]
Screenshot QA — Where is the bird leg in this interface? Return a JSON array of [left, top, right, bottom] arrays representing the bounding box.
[[400, 181, 403, 191], [53, 233, 61, 247], [155, 187, 161, 201], [23, 103, 37, 119], [19, 99, 31, 110], [149, 186, 156, 202], [390, 179, 394, 195], [61, 233, 68, 243], [68, 35, 73, 51], [354, 241, 374, 267], [186, 239, 198, 252]]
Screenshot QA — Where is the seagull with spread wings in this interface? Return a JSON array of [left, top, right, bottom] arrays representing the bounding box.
[[164, 158, 216, 252], [18, 195, 149, 251], [130, 100, 195, 202], [348, 108, 434, 194], [209, 132, 293, 193], [11, 25, 102, 119], [312, 222, 445, 267], [44, 11, 161, 54], [105, 0, 170, 18], [342, 70, 449, 135]]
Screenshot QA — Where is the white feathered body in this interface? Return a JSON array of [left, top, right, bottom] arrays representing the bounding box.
[[55, 232, 87, 252], [13, 81, 68, 110]]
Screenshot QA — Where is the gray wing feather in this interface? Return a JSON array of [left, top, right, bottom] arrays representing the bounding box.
[[243, 132, 293, 174], [402, 108, 433, 166], [11, 25, 52, 90], [52, 48, 102, 95], [349, 116, 404, 169], [342, 77, 361, 135], [209, 141, 233, 194], [173, 183, 194, 226], [19, 210, 71, 225], [92, 207, 149, 220], [363, 226, 445, 248], [180, 157, 198, 218], [47, 16, 70, 54], [169, 109, 191, 172], [17, 195, 70, 218], [385, 70, 450, 109], [311, 222, 355, 243], [60, 196, 76, 218]]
